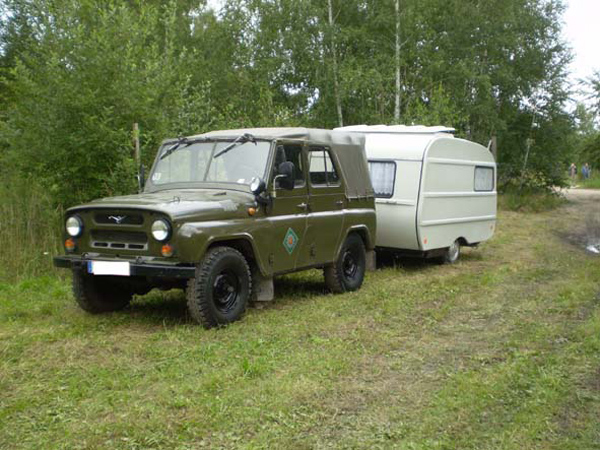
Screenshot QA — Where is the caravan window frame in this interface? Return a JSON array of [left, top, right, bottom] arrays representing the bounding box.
[[368, 159, 397, 199], [474, 166, 495, 192]]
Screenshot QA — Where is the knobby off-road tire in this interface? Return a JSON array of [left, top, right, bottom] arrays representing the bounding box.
[[324, 233, 366, 293], [439, 239, 461, 264], [186, 246, 252, 329], [72, 270, 133, 313]]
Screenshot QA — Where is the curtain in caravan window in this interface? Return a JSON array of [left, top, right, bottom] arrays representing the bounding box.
[[474, 167, 494, 191], [368, 161, 396, 198]]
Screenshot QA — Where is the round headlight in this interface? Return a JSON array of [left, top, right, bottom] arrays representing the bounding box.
[[151, 219, 171, 242], [66, 216, 83, 237]]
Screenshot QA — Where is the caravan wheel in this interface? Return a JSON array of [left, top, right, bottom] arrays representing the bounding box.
[[440, 239, 461, 264]]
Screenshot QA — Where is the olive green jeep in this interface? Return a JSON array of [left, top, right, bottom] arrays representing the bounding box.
[[54, 128, 376, 328]]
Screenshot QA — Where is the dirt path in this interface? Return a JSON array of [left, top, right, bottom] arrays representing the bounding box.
[[562, 187, 600, 201], [557, 188, 600, 254]]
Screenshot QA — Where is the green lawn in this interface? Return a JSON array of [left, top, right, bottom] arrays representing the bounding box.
[[1, 197, 600, 449]]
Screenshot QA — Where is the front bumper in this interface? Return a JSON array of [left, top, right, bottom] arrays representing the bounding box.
[[53, 256, 196, 279]]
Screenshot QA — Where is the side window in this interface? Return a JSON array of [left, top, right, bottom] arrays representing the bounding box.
[[474, 166, 494, 192], [308, 148, 340, 186], [274, 144, 305, 188], [368, 161, 396, 198]]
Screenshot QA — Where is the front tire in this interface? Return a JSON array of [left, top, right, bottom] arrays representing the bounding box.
[[72, 270, 133, 313], [187, 247, 251, 329], [324, 233, 366, 293]]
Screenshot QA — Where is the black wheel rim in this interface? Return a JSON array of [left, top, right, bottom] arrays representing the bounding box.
[[342, 250, 358, 280], [212, 270, 240, 313]]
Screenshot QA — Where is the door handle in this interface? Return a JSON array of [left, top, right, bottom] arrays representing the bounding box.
[[297, 202, 309, 211], [335, 200, 344, 206]]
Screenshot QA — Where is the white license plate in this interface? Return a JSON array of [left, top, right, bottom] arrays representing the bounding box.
[[88, 261, 131, 277]]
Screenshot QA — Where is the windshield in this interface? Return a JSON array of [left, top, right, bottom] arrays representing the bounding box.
[[149, 141, 271, 186]]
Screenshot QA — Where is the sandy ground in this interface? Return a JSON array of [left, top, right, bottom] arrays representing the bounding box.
[[558, 188, 600, 253], [562, 188, 600, 201]]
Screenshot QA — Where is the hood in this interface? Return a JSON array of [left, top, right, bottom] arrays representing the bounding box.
[[68, 189, 255, 221]]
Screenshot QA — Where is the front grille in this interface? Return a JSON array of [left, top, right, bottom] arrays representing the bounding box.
[[90, 230, 148, 251], [94, 213, 144, 225]]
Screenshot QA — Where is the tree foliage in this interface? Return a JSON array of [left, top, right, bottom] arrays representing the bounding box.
[[0, 0, 588, 205]]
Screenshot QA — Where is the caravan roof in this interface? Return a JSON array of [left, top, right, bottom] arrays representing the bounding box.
[[337, 125, 455, 134], [335, 125, 459, 161]]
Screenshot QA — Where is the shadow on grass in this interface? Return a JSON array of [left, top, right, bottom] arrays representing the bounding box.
[[123, 272, 328, 325], [128, 289, 191, 325], [376, 248, 483, 271]]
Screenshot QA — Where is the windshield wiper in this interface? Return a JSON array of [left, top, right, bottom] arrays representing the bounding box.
[[160, 137, 188, 160], [213, 133, 257, 158], [160, 137, 210, 160]]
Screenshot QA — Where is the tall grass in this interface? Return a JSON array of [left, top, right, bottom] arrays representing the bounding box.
[[577, 174, 600, 189], [498, 188, 565, 212], [0, 177, 63, 281]]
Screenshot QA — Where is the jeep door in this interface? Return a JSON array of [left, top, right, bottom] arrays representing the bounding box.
[[267, 142, 309, 273], [298, 146, 346, 266]]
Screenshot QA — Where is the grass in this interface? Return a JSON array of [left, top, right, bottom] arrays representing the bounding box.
[[0, 177, 63, 282], [577, 174, 600, 190], [1, 196, 600, 449], [498, 189, 566, 212]]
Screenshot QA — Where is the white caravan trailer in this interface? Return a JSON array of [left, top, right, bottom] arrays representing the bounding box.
[[335, 125, 497, 263]]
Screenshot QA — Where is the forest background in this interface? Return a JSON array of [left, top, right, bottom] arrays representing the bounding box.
[[0, 0, 599, 279]]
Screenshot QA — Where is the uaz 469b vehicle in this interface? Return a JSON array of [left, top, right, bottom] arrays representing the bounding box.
[[54, 128, 376, 328]]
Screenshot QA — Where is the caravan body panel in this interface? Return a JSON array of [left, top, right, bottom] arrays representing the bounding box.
[[417, 137, 496, 251]]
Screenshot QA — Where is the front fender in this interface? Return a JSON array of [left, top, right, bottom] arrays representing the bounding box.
[[174, 220, 271, 276]]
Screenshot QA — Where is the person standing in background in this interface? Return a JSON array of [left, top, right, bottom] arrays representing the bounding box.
[[582, 163, 591, 179], [569, 163, 577, 185]]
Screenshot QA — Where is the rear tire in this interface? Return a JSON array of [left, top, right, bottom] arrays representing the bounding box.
[[186, 247, 251, 329], [72, 270, 133, 313], [324, 233, 366, 293]]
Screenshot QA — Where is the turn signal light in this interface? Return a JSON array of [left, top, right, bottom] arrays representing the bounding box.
[[161, 244, 174, 257], [65, 238, 76, 252], [247, 207, 257, 216]]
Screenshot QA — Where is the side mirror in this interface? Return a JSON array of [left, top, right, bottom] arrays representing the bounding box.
[[275, 161, 295, 190], [250, 177, 266, 195], [251, 177, 270, 206]]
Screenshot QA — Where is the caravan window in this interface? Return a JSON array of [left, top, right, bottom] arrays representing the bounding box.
[[474, 166, 494, 191], [368, 161, 396, 198]]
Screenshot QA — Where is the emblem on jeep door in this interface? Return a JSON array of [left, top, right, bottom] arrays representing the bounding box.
[[108, 215, 127, 224], [283, 228, 299, 255]]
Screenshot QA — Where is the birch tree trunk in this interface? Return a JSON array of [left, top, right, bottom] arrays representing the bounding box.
[[328, 0, 343, 127], [394, 0, 401, 123]]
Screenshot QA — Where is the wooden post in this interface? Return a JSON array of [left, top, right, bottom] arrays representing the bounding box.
[[133, 123, 142, 192], [133, 123, 140, 167]]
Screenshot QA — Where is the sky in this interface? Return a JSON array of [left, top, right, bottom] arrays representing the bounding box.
[[562, 0, 600, 103]]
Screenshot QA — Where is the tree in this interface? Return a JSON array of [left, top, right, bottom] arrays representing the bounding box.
[[0, 0, 215, 205]]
